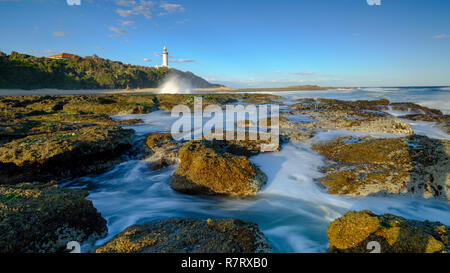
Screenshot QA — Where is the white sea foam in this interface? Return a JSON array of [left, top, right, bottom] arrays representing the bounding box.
[[159, 73, 195, 94]]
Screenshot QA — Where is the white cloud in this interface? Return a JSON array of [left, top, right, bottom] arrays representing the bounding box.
[[66, 0, 81, 6], [108, 34, 121, 38], [169, 58, 196, 63], [176, 19, 189, 24], [142, 58, 152, 62], [289, 71, 316, 76], [109, 26, 128, 35], [116, 1, 153, 19], [44, 49, 57, 54], [273, 71, 317, 76], [160, 2, 185, 13], [119, 20, 134, 26], [433, 34, 449, 39], [116, 0, 136, 6], [117, 9, 136, 17], [53, 31, 67, 37]]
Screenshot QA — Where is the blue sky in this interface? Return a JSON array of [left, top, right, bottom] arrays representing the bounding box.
[[0, 0, 449, 87]]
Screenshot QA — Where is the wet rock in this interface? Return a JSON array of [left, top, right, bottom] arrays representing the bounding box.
[[327, 210, 449, 253], [290, 98, 390, 112], [240, 94, 282, 104], [289, 98, 413, 135], [400, 114, 450, 135], [170, 140, 267, 196], [320, 116, 412, 135], [0, 95, 151, 132], [279, 128, 315, 142], [0, 125, 135, 184], [204, 130, 280, 155], [257, 115, 315, 143], [0, 182, 107, 253], [95, 218, 272, 253], [61, 94, 157, 115], [155, 94, 239, 110], [390, 102, 443, 116], [235, 119, 255, 128], [144, 132, 182, 170], [312, 135, 450, 200], [258, 115, 297, 129], [144, 129, 280, 171]]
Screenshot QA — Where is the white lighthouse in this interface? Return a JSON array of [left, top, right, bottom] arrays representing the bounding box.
[[162, 46, 169, 67]]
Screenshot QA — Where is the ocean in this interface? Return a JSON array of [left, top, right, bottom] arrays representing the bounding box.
[[61, 86, 450, 253]]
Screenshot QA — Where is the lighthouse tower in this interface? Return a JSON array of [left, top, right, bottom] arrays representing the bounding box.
[[162, 46, 169, 67]]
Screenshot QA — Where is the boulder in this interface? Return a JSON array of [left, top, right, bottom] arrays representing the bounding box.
[[170, 140, 267, 196], [327, 210, 449, 253], [203, 130, 280, 155], [95, 218, 272, 253], [289, 98, 413, 135], [0, 125, 135, 184], [144, 132, 182, 170], [312, 135, 450, 200], [0, 182, 107, 253]]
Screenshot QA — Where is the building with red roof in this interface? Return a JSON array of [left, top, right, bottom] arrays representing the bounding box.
[[48, 53, 77, 59]]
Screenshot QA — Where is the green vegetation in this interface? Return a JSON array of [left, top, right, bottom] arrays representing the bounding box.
[[379, 219, 392, 229], [53, 133, 80, 141], [0, 193, 21, 202], [0, 51, 222, 90]]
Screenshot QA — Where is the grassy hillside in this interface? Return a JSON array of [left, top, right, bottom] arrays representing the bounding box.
[[0, 51, 222, 90]]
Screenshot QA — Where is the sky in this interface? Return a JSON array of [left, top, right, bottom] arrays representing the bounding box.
[[0, 0, 449, 88]]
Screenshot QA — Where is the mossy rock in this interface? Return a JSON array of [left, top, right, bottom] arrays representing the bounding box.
[[0, 182, 107, 253], [170, 140, 267, 196], [312, 135, 449, 200], [289, 98, 414, 135], [145, 132, 174, 149], [144, 132, 182, 170], [0, 125, 135, 184], [96, 218, 272, 253], [327, 210, 449, 253]]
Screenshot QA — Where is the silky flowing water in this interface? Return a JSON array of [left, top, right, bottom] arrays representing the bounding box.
[[61, 87, 450, 253]]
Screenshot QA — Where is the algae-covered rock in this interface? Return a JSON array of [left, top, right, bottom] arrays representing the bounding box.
[[327, 210, 449, 253], [170, 140, 267, 196], [0, 182, 107, 253], [203, 129, 280, 155], [289, 98, 413, 135], [144, 132, 182, 170], [240, 93, 281, 104], [95, 218, 272, 253], [0, 125, 135, 184], [390, 102, 443, 116], [313, 135, 450, 200]]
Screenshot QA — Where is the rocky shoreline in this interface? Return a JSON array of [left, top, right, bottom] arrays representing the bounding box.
[[1, 93, 449, 253]]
